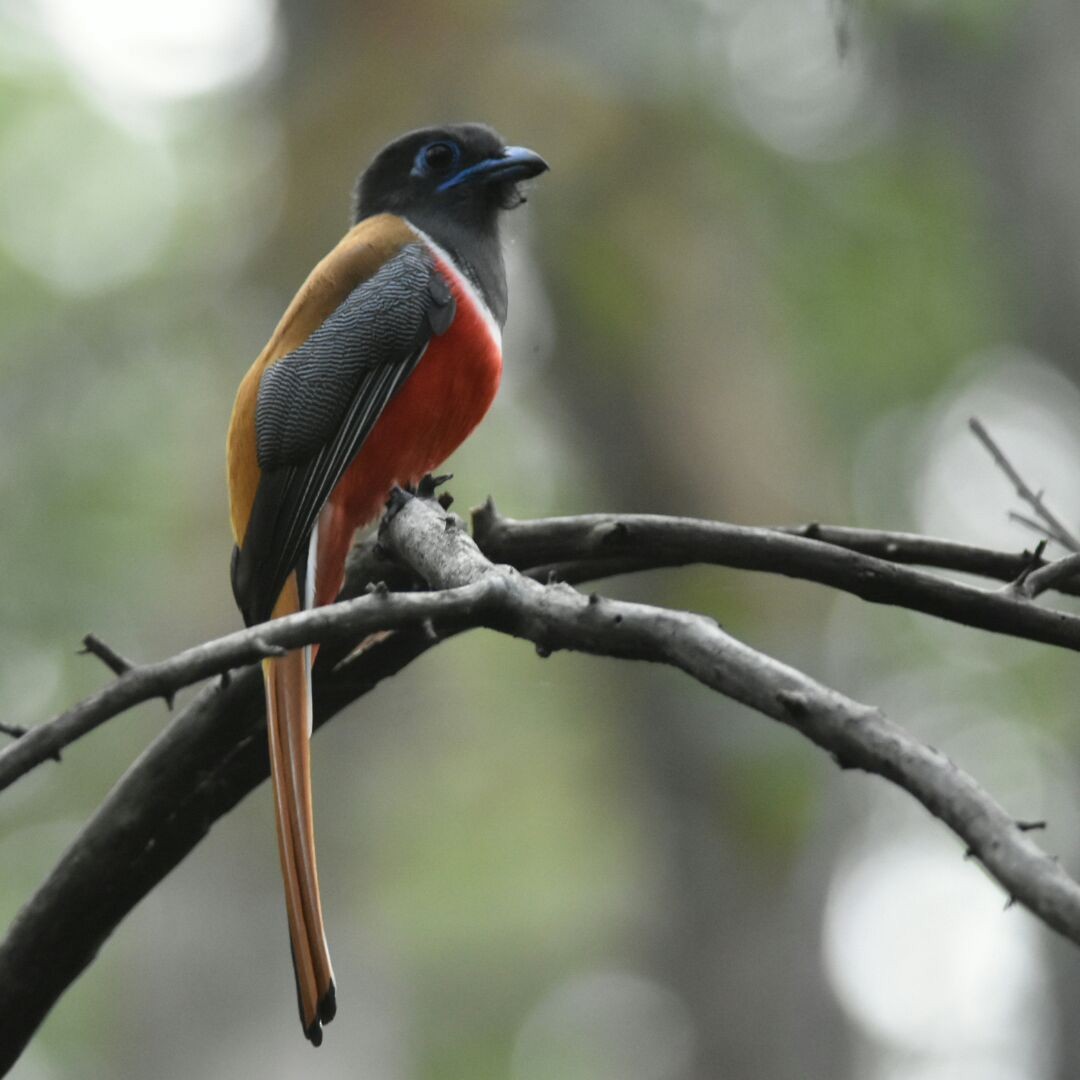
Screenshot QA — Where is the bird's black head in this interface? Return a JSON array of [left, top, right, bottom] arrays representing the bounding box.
[[353, 123, 547, 326], [354, 123, 547, 231]]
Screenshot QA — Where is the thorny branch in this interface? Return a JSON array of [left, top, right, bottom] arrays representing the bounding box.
[[3, 485, 1080, 1072], [7, 504, 1080, 793]]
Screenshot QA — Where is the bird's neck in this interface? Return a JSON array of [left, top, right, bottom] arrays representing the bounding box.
[[404, 211, 508, 328]]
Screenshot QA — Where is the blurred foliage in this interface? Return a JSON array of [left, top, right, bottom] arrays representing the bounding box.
[[3, 1, 1080, 1078]]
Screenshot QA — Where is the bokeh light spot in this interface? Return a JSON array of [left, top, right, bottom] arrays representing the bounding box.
[[824, 835, 1049, 1067], [0, 104, 177, 294], [913, 348, 1080, 550], [37, 0, 278, 103], [722, 0, 883, 159]]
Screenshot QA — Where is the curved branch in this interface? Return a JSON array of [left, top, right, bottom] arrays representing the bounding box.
[[472, 503, 1080, 650], [4, 496, 1080, 1074], [5, 505, 1080, 802], [11, 507, 1080, 793], [374, 496, 1080, 951], [0, 582, 486, 794]]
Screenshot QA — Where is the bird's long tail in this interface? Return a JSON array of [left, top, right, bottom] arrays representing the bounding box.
[[263, 570, 336, 1045]]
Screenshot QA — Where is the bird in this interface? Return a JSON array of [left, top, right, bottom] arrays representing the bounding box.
[[225, 123, 547, 1045]]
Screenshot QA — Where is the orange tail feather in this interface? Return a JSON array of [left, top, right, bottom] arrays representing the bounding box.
[[263, 572, 336, 1045]]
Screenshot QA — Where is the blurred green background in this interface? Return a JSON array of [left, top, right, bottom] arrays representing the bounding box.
[[3, 1, 1080, 1077]]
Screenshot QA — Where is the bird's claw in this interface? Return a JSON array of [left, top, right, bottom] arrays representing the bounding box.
[[383, 484, 414, 523], [418, 473, 453, 499]]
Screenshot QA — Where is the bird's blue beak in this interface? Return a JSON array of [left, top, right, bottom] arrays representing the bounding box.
[[437, 146, 549, 192]]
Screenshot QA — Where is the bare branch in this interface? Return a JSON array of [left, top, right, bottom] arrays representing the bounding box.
[[777, 523, 1074, 592], [78, 634, 136, 678], [0, 585, 490, 793], [515, 518, 1076, 595], [472, 505, 1080, 652], [9, 505, 1080, 794], [969, 417, 1080, 551], [389, 497, 1080, 949], [4, 494, 1080, 1073]]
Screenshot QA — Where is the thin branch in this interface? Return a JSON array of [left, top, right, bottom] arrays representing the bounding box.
[[777, 523, 1074, 592], [0, 584, 491, 794], [969, 417, 1080, 552], [472, 505, 1080, 651], [522, 520, 1078, 596], [78, 633, 135, 677]]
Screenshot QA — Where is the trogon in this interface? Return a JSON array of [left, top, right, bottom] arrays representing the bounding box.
[[225, 124, 547, 1044]]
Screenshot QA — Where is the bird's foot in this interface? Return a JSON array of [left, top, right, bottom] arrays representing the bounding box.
[[417, 472, 453, 499]]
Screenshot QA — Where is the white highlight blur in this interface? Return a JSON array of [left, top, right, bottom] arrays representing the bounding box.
[[824, 834, 1052, 1078], [37, 0, 278, 104], [702, 0, 885, 159], [0, 104, 177, 293], [914, 347, 1080, 551]]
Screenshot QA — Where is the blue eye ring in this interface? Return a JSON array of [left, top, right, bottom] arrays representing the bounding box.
[[413, 140, 461, 178]]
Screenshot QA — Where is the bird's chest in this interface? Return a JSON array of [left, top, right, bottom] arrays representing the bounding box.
[[333, 253, 503, 525], [393, 253, 503, 464]]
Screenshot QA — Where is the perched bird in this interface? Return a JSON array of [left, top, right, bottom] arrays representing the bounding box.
[[226, 123, 547, 1044]]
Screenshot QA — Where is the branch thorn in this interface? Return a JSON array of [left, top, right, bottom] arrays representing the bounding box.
[[1017, 820, 1047, 833]]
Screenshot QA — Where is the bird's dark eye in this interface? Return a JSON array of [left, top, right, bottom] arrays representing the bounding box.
[[424, 143, 456, 169], [415, 141, 460, 176]]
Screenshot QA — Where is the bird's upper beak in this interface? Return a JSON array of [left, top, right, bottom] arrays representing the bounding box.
[[484, 146, 549, 183], [438, 146, 549, 192]]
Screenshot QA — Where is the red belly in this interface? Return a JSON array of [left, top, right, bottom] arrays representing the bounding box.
[[314, 259, 502, 606]]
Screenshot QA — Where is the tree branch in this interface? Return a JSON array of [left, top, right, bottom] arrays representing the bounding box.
[[3, 495, 1080, 1074], [0, 582, 487, 794], [471, 504, 1080, 652], [356, 497, 1080, 952], [9, 506, 1080, 794], [777, 522, 1074, 593]]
